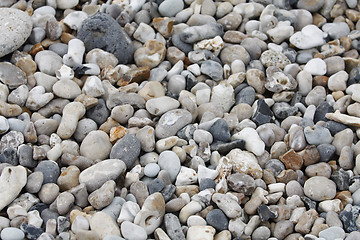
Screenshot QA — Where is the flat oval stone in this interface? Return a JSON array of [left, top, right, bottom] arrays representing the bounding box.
[[304, 176, 336, 201], [0, 63, 27, 89], [79, 159, 126, 192], [0, 8, 32, 57], [77, 12, 134, 64]]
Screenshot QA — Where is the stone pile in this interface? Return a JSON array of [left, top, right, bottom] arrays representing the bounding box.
[[1, 0, 360, 239]]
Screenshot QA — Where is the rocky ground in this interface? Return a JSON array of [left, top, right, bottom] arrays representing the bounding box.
[[1, 0, 360, 239]]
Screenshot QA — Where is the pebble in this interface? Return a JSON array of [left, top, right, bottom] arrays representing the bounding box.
[[79, 159, 126, 192], [0, 227, 25, 240], [78, 13, 134, 64], [121, 221, 147, 240], [110, 134, 141, 169], [0, 8, 33, 58], [34, 50, 63, 76], [304, 176, 337, 201]]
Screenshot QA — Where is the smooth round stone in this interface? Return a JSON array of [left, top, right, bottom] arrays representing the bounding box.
[[79, 159, 126, 192], [317, 143, 336, 162], [121, 221, 147, 240], [86, 99, 109, 125], [322, 22, 350, 40], [145, 96, 180, 116], [220, 45, 250, 65], [1, 227, 25, 240], [303, 58, 327, 76], [0, 8, 33, 57], [77, 12, 134, 64], [52, 79, 81, 99], [34, 50, 63, 76], [73, 118, 98, 142], [80, 130, 112, 161], [209, 119, 231, 143], [304, 176, 337, 201], [110, 134, 141, 169], [144, 163, 160, 178], [201, 60, 223, 81], [0, 63, 27, 90], [34, 160, 60, 184], [318, 226, 345, 240], [158, 0, 184, 17], [206, 209, 228, 231], [252, 226, 271, 240], [158, 151, 181, 183], [289, 24, 326, 49], [297, 0, 325, 12]]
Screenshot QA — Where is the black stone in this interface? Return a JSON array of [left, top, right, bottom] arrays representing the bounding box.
[[236, 86, 256, 106], [209, 119, 231, 143], [317, 144, 336, 162], [86, 98, 109, 126], [331, 168, 350, 191], [40, 209, 59, 228], [73, 65, 91, 76], [20, 223, 44, 240], [210, 139, 246, 155], [272, 102, 298, 120], [348, 66, 360, 86], [339, 205, 360, 232], [0, 147, 18, 165], [184, 71, 197, 91], [252, 99, 273, 126], [234, 83, 248, 95], [206, 209, 229, 231], [161, 184, 176, 202], [110, 134, 141, 169], [314, 102, 334, 123], [164, 213, 186, 240], [77, 12, 134, 64], [323, 121, 348, 136], [29, 203, 48, 214], [257, 204, 277, 221], [34, 160, 60, 184], [199, 178, 216, 191], [302, 196, 317, 210], [177, 124, 196, 141], [148, 178, 165, 194]]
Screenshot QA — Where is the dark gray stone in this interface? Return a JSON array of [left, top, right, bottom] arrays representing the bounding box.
[[18, 144, 36, 168], [86, 98, 109, 126], [348, 66, 360, 86], [20, 223, 43, 240], [236, 86, 256, 106], [331, 168, 350, 191], [317, 143, 336, 162], [323, 121, 348, 136], [171, 34, 193, 54], [252, 99, 273, 126], [34, 160, 60, 184], [165, 213, 186, 240], [339, 205, 360, 232], [48, 43, 68, 57], [272, 102, 298, 120], [206, 209, 229, 231], [110, 134, 141, 169], [258, 204, 277, 221], [177, 124, 196, 141], [210, 139, 246, 155], [200, 60, 223, 81], [57, 216, 70, 233], [227, 173, 255, 195], [265, 159, 286, 176], [314, 102, 334, 123], [209, 119, 231, 143], [161, 184, 176, 202], [199, 178, 216, 191], [148, 178, 165, 194], [0, 147, 18, 165], [77, 12, 134, 64]]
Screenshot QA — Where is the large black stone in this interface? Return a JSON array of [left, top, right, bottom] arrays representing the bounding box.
[[77, 12, 134, 64]]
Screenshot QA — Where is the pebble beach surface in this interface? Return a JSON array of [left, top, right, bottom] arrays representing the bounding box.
[[1, 0, 360, 239]]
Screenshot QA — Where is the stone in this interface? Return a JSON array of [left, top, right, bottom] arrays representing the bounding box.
[[206, 209, 228, 231], [158, 151, 181, 183], [120, 221, 147, 240], [79, 159, 126, 192], [155, 109, 192, 139], [186, 226, 216, 240], [231, 127, 265, 156], [134, 40, 166, 69], [158, 0, 184, 17], [0, 8, 32, 58], [34, 160, 60, 184], [88, 180, 116, 210], [304, 176, 337, 201], [201, 60, 223, 81], [145, 96, 180, 116], [0, 63, 27, 90], [1, 227, 25, 240], [290, 24, 326, 49], [0, 166, 27, 211], [318, 226, 345, 240], [164, 213, 185, 240], [79, 130, 112, 161], [88, 212, 121, 238], [57, 102, 86, 140], [110, 134, 141, 169], [35, 50, 63, 76], [78, 13, 134, 64], [304, 58, 327, 76]]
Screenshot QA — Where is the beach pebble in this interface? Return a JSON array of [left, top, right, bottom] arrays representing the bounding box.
[[289, 25, 326, 49], [110, 134, 141, 169], [121, 221, 147, 240], [78, 12, 134, 64], [304, 176, 337, 201], [0, 8, 32, 58], [35, 50, 63, 76], [304, 58, 327, 76], [0, 227, 25, 240], [158, 0, 184, 17]]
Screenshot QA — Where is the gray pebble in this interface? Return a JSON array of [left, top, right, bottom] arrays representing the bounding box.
[[110, 134, 141, 169]]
